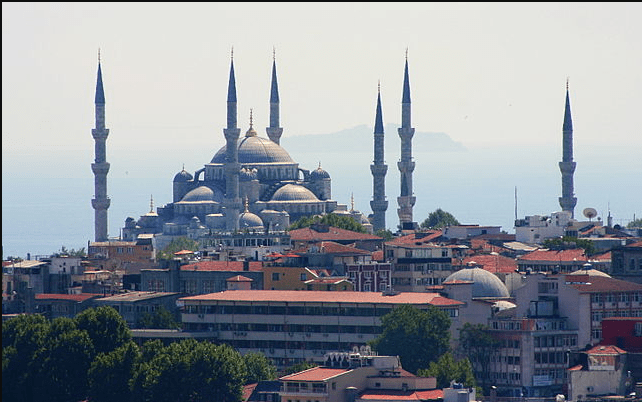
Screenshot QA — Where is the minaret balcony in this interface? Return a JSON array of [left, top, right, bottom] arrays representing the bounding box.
[[91, 162, 111, 175], [370, 164, 388, 175], [92, 197, 111, 210]]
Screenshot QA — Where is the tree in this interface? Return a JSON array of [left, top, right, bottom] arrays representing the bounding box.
[[418, 352, 477, 389], [420, 208, 460, 229], [457, 323, 501, 392], [627, 218, 642, 228], [369, 304, 451, 374], [542, 236, 597, 256], [288, 213, 367, 233], [52, 245, 87, 258], [375, 228, 394, 241], [136, 305, 181, 329], [88, 341, 142, 402], [156, 236, 199, 260], [243, 352, 277, 384], [75, 306, 131, 355]]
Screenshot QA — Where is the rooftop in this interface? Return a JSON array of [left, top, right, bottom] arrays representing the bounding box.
[[280, 367, 349, 382]]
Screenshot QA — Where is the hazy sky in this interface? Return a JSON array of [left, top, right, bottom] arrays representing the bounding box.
[[2, 3, 641, 253]]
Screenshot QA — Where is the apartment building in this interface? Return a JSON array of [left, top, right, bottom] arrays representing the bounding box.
[[178, 290, 462, 369]]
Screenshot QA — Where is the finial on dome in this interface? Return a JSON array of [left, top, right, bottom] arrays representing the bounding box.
[[249, 108, 254, 128], [350, 193, 355, 212], [244, 196, 250, 212], [182, 163, 185, 171], [245, 109, 257, 137], [318, 161, 322, 169], [150, 195, 154, 213]]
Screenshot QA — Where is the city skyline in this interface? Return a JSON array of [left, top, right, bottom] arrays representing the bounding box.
[[3, 3, 641, 257]]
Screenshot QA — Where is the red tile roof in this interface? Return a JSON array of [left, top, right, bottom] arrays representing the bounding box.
[[242, 383, 258, 401], [565, 276, 642, 293], [181, 290, 464, 306], [385, 231, 443, 246], [227, 275, 253, 282], [35, 293, 103, 302], [568, 364, 583, 371], [518, 249, 588, 262], [372, 250, 384, 262], [181, 261, 263, 272], [462, 254, 517, 274], [174, 249, 195, 255], [289, 226, 382, 242], [280, 367, 349, 381], [587, 345, 627, 355], [358, 389, 443, 400], [626, 241, 642, 248], [296, 241, 371, 255]]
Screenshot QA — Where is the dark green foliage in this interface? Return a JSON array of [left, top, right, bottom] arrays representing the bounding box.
[[369, 304, 451, 374], [627, 218, 642, 228], [156, 236, 199, 260], [136, 305, 181, 329], [420, 208, 460, 229], [52, 245, 87, 258], [375, 228, 394, 240], [281, 360, 318, 376], [75, 305, 131, 355], [457, 323, 501, 391], [418, 352, 477, 389], [243, 352, 277, 384], [288, 213, 367, 233], [542, 236, 597, 256], [88, 341, 142, 402]]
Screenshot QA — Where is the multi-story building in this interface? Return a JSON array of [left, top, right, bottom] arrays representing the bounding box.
[[515, 211, 573, 244], [178, 290, 462, 369], [33, 293, 102, 320], [305, 277, 353, 292], [94, 291, 181, 328], [442, 225, 502, 240], [2, 259, 49, 313], [88, 238, 154, 273], [517, 249, 589, 274], [346, 262, 392, 292], [610, 240, 642, 284], [289, 224, 384, 252]]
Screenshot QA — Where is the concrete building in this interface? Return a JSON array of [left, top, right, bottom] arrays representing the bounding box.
[[33, 293, 102, 320], [94, 291, 181, 328], [568, 345, 628, 401], [610, 240, 642, 284], [178, 290, 462, 369], [516, 249, 589, 274], [515, 211, 574, 245], [346, 262, 392, 293], [442, 225, 502, 240]]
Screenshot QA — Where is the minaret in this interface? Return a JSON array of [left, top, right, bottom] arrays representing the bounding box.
[[223, 49, 242, 231], [370, 81, 388, 231], [558, 79, 577, 218], [397, 51, 417, 230], [91, 51, 111, 242], [266, 48, 283, 144]]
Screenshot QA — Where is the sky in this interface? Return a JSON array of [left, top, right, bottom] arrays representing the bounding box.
[[3, 2, 642, 257]]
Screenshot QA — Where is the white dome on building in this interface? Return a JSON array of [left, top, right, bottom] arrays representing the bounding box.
[[444, 267, 510, 298]]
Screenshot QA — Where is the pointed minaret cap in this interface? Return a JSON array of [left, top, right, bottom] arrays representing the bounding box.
[[375, 81, 384, 133], [95, 49, 105, 104], [402, 48, 411, 103], [563, 77, 573, 132], [227, 48, 237, 102], [270, 47, 279, 103]]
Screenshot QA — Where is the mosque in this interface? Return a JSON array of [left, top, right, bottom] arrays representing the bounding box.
[[89, 52, 378, 245]]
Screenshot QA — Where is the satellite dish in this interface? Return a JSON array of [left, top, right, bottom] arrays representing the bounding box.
[[583, 207, 597, 221]]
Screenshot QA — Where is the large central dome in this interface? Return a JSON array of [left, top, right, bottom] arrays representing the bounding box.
[[211, 136, 294, 164]]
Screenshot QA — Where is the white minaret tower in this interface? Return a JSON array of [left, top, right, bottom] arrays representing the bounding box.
[[370, 81, 388, 231], [266, 48, 283, 145], [223, 49, 242, 231], [558, 79, 577, 218], [91, 50, 111, 242], [397, 50, 417, 230]]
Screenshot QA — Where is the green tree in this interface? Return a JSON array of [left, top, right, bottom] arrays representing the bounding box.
[[420, 208, 460, 229], [131, 339, 246, 402], [542, 236, 597, 256], [288, 213, 367, 233], [369, 304, 451, 374], [627, 218, 642, 228], [418, 352, 477, 389], [375, 228, 394, 241], [75, 306, 132, 355], [156, 236, 199, 260], [88, 341, 142, 402], [52, 245, 87, 258], [243, 352, 277, 384], [281, 360, 317, 376], [136, 305, 181, 329], [457, 323, 500, 392]]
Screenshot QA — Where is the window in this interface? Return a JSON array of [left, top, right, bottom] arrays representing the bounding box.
[[272, 273, 280, 281], [300, 273, 307, 281]]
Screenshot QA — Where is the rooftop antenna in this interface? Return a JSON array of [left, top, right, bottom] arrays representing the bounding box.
[[514, 186, 518, 221], [583, 207, 597, 222]]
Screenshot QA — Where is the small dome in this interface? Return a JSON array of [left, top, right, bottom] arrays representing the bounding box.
[[444, 267, 510, 298], [239, 168, 258, 182], [173, 168, 193, 183], [568, 269, 611, 278], [239, 211, 264, 230], [271, 184, 319, 202], [310, 164, 330, 180], [181, 186, 216, 202]]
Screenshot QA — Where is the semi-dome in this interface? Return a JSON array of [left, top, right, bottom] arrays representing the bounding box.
[[210, 136, 295, 164], [181, 186, 218, 202], [444, 267, 510, 298], [271, 184, 319, 202], [173, 168, 193, 182]]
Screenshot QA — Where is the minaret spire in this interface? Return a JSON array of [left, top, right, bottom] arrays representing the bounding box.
[[558, 79, 577, 218], [397, 51, 417, 230], [266, 47, 284, 144], [223, 48, 242, 231], [370, 81, 388, 231], [91, 50, 111, 241]]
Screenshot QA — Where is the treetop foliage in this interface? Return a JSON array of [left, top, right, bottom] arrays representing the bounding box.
[[288, 213, 367, 233], [420, 208, 460, 229], [627, 218, 642, 228], [156, 236, 199, 261], [542, 236, 597, 256]]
